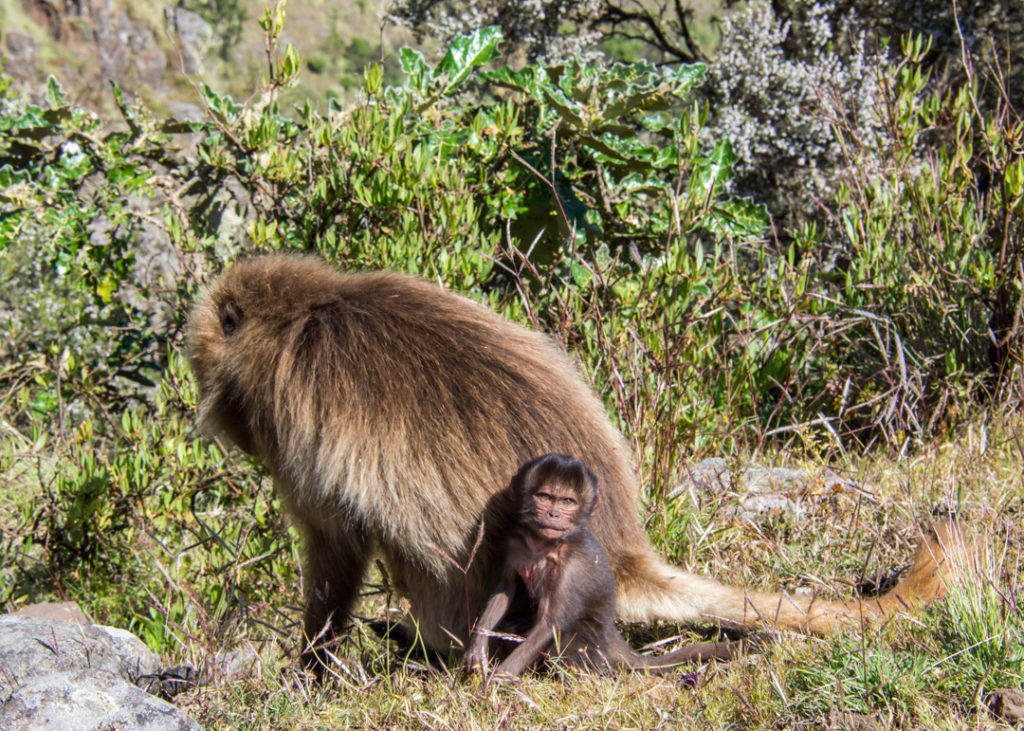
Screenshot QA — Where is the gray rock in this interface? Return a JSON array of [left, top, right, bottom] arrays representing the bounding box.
[[671, 460, 816, 499], [670, 458, 732, 499], [671, 460, 862, 524], [0, 669, 200, 731], [119, 9, 167, 82], [212, 646, 264, 682], [671, 459, 869, 525], [3, 32, 38, 64], [728, 492, 801, 523], [164, 8, 214, 74], [738, 464, 810, 492], [0, 616, 160, 697], [166, 101, 206, 123], [987, 688, 1024, 726], [13, 601, 91, 625], [88, 0, 127, 81]]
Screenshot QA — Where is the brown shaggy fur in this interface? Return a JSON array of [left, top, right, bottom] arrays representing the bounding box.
[[188, 255, 957, 656]]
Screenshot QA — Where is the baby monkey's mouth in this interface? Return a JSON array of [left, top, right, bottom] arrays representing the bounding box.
[[537, 523, 569, 539]]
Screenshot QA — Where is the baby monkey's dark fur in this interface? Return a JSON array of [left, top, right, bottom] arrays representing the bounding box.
[[464, 454, 745, 677]]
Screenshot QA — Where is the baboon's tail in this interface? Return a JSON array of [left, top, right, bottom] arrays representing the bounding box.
[[614, 520, 966, 633]]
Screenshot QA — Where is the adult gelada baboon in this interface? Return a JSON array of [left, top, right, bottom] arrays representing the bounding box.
[[188, 254, 955, 662]]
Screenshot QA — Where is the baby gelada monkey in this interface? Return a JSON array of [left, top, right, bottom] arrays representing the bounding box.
[[463, 454, 746, 677]]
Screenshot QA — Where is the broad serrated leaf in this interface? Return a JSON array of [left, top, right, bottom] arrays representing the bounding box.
[[436, 26, 503, 96], [664, 63, 707, 92], [707, 138, 737, 179], [689, 139, 737, 202], [604, 90, 674, 119], [541, 87, 585, 129], [607, 171, 667, 194], [45, 76, 66, 109], [483, 66, 544, 97], [570, 259, 593, 287], [590, 122, 636, 138], [578, 134, 632, 162], [702, 199, 768, 238], [587, 130, 679, 177]]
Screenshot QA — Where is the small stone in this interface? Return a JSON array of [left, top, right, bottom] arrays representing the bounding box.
[[828, 710, 881, 731], [987, 688, 1024, 726]]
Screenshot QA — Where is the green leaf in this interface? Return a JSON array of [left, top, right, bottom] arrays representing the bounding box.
[[707, 138, 737, 184], [400, 47, 429, 94], [689, 139, 737, 204], [702, 199, 769, 238], [199, 82, 240, 123], [109, 81, 141, 136], [483, 66, 546, 97], [540, 86, 585, 129], [436, 26, 503, 96], [45, 76, 66, 109], [365, 62, 383, 95], [664, 63, 707, 93], [570, 259, 593, 287], [281, 44, 301, 83]]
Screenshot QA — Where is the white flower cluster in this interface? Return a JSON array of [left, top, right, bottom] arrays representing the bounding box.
[[386, 0, 604, 64], [703, 0, 890, 223]]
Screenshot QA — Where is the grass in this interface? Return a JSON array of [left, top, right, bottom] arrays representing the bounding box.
[[5, 406, 1019, 729]]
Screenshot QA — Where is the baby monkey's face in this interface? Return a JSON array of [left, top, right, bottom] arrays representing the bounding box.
[[527, 481, 584, 541]]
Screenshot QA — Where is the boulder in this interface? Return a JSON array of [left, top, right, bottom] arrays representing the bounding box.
[[670, 459, 865, 524], [13, 601, 91, 625], [0, 669, 200, 731], [0, 615, 202, 730], [0, 615, 160, 697]]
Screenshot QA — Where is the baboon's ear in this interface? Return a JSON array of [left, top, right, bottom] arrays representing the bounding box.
[[591, 485, 602, 512], [219, 301, 244, 336]]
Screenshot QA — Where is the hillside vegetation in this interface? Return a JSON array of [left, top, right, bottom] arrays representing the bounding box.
[[1, 6, 1022, 729]]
